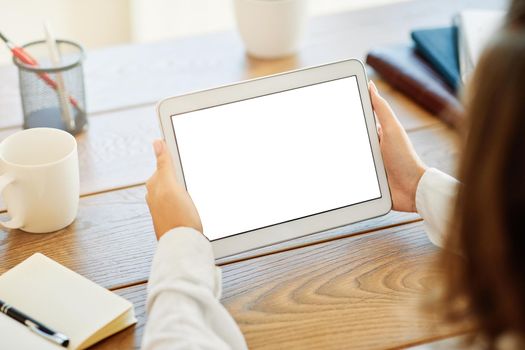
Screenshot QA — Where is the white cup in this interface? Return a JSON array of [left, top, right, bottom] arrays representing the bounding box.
[[234, 0, 308, 59], [0, 128, 79, 233]]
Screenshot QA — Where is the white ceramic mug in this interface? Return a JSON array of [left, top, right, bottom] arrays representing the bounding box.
[[234, 0, 308, 59], [0, 128, 79, 233]]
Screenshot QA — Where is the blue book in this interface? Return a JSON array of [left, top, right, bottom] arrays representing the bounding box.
[[411, 26, 461, 92]]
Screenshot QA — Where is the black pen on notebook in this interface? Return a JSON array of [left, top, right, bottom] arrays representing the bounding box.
[[0, 298, 69, 347]]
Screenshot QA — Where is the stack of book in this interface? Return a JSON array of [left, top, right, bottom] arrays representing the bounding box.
[[366, 9, 504, 129]]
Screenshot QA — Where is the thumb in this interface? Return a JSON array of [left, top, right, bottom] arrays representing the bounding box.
[[153, 139, 171, 172], [368, 80, 397, 128]]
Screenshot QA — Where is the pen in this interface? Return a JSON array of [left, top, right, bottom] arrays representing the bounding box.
[[0, 298, 69, 348], [44, 22, 76, 130], [0, 30, 81, 111]]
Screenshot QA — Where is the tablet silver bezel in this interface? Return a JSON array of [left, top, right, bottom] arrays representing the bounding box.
[[157, 59, 392, 259]]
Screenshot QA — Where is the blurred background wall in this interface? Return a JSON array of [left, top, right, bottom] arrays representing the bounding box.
[[0, 0, 403, 65]]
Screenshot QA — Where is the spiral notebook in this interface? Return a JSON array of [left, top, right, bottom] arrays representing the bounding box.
[[0, 253, 136, 350]]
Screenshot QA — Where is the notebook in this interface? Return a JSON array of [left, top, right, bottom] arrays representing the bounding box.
[[366, 45, 464, 129], [0, 253, 136, 350], [454, 9, 505, 82], [411, 26, 461, 92]]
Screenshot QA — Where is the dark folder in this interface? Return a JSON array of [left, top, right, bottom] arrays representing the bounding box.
[[411, 26, 461, 92]]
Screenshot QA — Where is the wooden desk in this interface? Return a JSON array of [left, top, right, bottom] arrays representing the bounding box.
[[0, 0, 503, 348]]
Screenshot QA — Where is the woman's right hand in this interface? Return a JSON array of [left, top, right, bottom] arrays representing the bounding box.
[[146, 140, 203, 240], [368, 81, 427, 213]]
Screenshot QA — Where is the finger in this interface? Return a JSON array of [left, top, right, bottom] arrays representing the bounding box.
[[368, 80, 378, 94], [375, 114, 383, 142], [368, 81, 397, 127], [153, 139, 172, 172], [145, 172, 157, 191], [374, 113, 382, 132]]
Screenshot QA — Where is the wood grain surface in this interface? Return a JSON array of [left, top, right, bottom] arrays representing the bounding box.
[[95, 222, 467, 350], [221, 222, 465, 350]]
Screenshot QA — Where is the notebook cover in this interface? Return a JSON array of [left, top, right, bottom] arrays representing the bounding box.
[[366, 45, 464, 129], [0, 253, 136, 349], [411, 26, 461, 91]]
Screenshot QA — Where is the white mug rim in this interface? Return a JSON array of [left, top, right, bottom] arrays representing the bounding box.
[[0, 127, 77, 169]]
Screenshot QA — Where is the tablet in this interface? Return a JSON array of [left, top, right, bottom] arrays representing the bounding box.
[[157, 59, 391, 258]]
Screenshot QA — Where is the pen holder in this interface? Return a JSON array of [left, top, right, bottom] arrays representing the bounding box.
[[14, 40, 87, 135]]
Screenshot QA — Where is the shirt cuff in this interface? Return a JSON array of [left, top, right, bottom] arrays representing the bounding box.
[[415, 168, 459, 248], [148, 227, 222, 299]]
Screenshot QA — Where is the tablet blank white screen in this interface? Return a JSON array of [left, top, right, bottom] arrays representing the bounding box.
[[171, 76, 381, 241]]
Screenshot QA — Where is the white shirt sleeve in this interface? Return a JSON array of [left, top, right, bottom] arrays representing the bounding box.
[[415, 168, 460, 248], [142, 228, 248, 350]]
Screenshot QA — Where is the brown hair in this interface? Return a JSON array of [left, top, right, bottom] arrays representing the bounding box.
[[438, 28, 525, 347], [507, 0, 525, 28]]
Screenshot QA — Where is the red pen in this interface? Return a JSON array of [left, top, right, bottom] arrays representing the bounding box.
[[0, 31, 80, 110]]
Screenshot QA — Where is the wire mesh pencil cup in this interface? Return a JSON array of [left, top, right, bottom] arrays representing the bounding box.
[[14, 39, 87, 135]]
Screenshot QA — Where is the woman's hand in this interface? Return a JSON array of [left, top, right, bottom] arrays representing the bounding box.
[[146, 140, 203, 240], [369, 81, 427, 212]]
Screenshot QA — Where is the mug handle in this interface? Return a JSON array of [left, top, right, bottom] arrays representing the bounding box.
[[0, 174, 24, 229]]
